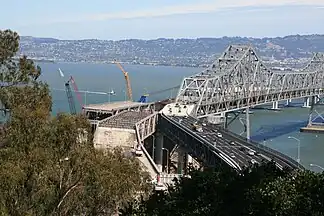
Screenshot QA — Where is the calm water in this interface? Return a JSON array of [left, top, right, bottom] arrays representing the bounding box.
[[39, 62, 324, 171]]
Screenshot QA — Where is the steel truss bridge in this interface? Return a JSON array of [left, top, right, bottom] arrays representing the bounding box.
[[174, 44, 324, 117], [136, 44, 324, 173]]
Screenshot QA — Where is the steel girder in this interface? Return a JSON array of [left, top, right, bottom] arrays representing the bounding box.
[[176, 45, 324, 118], [158, 114, 236, 169], [135, 112, 158, 143]]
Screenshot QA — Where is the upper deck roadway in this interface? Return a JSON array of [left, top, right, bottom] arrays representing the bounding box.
[[160, 114, 302, 171]]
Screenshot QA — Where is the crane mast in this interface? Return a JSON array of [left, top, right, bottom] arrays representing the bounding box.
[[65, 81, 76, 115], [114, 61, 133, 101], [65, 76, 83, 115]]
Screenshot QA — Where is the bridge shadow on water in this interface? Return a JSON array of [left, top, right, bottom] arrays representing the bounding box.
[[250, 121, 308, 142], [250, 117, 324, 142], [250, 102, 324, 142]]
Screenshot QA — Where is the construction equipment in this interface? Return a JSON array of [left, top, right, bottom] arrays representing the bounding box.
[[65, 76, 83, 115], [114, 60, 133, 101], [137, 85, 180, 103]]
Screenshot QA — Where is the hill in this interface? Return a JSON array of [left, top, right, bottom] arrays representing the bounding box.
[[18, 35, 324, 67]]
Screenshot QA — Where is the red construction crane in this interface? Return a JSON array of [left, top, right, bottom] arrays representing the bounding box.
[[65, 76, 83, 114]]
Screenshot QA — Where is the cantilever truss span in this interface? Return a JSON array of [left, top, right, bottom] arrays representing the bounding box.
[[176, 45, 324, 118]]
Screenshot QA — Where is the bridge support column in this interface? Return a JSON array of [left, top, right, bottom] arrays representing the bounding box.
[[155, 132, 164, 173], [302, 97, 311, 108], [286, 99, 292, 106], [271, 101, 279, 110], [307, 96, 316, 126], [184, 153, 192, 174], [177, 149, 185, 175], [246, 107, 251, 140]]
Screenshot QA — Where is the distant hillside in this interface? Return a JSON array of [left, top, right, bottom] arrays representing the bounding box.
[[18, 35, 324, 67]]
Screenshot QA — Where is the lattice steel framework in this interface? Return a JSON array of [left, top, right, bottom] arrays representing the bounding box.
[[176, 45, 324, 117], [135, 112, 158, 143]]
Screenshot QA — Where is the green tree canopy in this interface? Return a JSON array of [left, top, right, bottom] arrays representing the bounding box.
[[0, 29, 151, 216], [124, 163, 324, 216]]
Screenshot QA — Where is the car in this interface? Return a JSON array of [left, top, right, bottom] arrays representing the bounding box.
[[202, 123, 207, 126], [202, 135, 207, 138], [229, 141, 235, 145], [213, 141, 217, 146], [135, 149, 143, 157], [255, 151, 260, 156], [217, 133, 222, 138], [250, 159, 257, 164], [230, 153, 235, 158], [248, 150, 255, 156], [155, 184, 167, 191]]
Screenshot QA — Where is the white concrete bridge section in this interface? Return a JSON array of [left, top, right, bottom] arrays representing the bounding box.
[[93, 110, 159, 180], [173, 45, 324, 118], [94, 110, 152, 149]]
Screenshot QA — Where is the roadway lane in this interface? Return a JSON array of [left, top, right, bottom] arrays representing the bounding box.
[[170, 116, 265, 169], [167, 115, 296, 170]]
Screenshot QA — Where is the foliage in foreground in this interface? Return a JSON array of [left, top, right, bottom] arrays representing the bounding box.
[[0, 29, 151, 215], [124, 163, 324, 216]]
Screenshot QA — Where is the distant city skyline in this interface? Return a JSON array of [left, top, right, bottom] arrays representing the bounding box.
[[1, 0, 324, 40]]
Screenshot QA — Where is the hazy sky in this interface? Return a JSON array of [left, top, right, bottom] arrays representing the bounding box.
[[1, 0, 324, 40]]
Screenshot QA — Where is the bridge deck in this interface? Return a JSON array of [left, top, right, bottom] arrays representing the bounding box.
[[99, 111, 152, 129], [84, 101, 148, 112], [160, 114, 302, 170]]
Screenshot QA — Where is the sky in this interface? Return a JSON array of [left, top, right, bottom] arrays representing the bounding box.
[[1, 0, 324, 40]]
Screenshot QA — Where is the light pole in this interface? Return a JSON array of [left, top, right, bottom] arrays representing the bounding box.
[[162, 148, 169, 173], [310, 163, 324, 171], [288, 136, 301, 164], [152, 135, 155, 160]]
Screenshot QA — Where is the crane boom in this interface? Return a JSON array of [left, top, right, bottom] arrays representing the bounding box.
[[65, 76, 83, 115], [69, 76, 83, 108], [115, 61, 133, 101], [65, 81, 76, 114]]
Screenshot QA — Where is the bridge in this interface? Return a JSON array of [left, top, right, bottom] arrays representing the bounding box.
[[92, 44, 324, 189]]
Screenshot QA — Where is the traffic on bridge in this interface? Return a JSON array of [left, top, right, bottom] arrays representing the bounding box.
[[160, 114, 303, 171]]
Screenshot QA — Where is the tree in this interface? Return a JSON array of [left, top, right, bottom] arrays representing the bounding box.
[[0, 29, 151, 215], [124, 162, 324, 216]]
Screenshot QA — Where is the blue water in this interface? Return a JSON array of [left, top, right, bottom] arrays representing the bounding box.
[[38, 62, 200, 114]]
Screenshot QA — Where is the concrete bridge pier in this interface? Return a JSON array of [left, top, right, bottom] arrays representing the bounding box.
[[184, 153, 193, 174], [177, 149, 185, 175], [246, 107, 251, 140], [286, 99, 292, 106], [271, 101, 279, 110], [155, 132, 164, 173], [302, 97, 311, 108]]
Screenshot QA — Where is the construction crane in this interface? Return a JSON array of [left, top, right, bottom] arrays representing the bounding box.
[[114, 60, 133, 101], [65, 76, 83, 115]]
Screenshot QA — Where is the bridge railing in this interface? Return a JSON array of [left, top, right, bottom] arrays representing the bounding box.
[[159, 174, 183, 185], [223, 128, 303, 169], [135, 123, 160, 176]]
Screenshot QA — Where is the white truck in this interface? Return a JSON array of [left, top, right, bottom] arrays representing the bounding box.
[[192, 122, 203, 132], [134, 144, 143, 157]]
